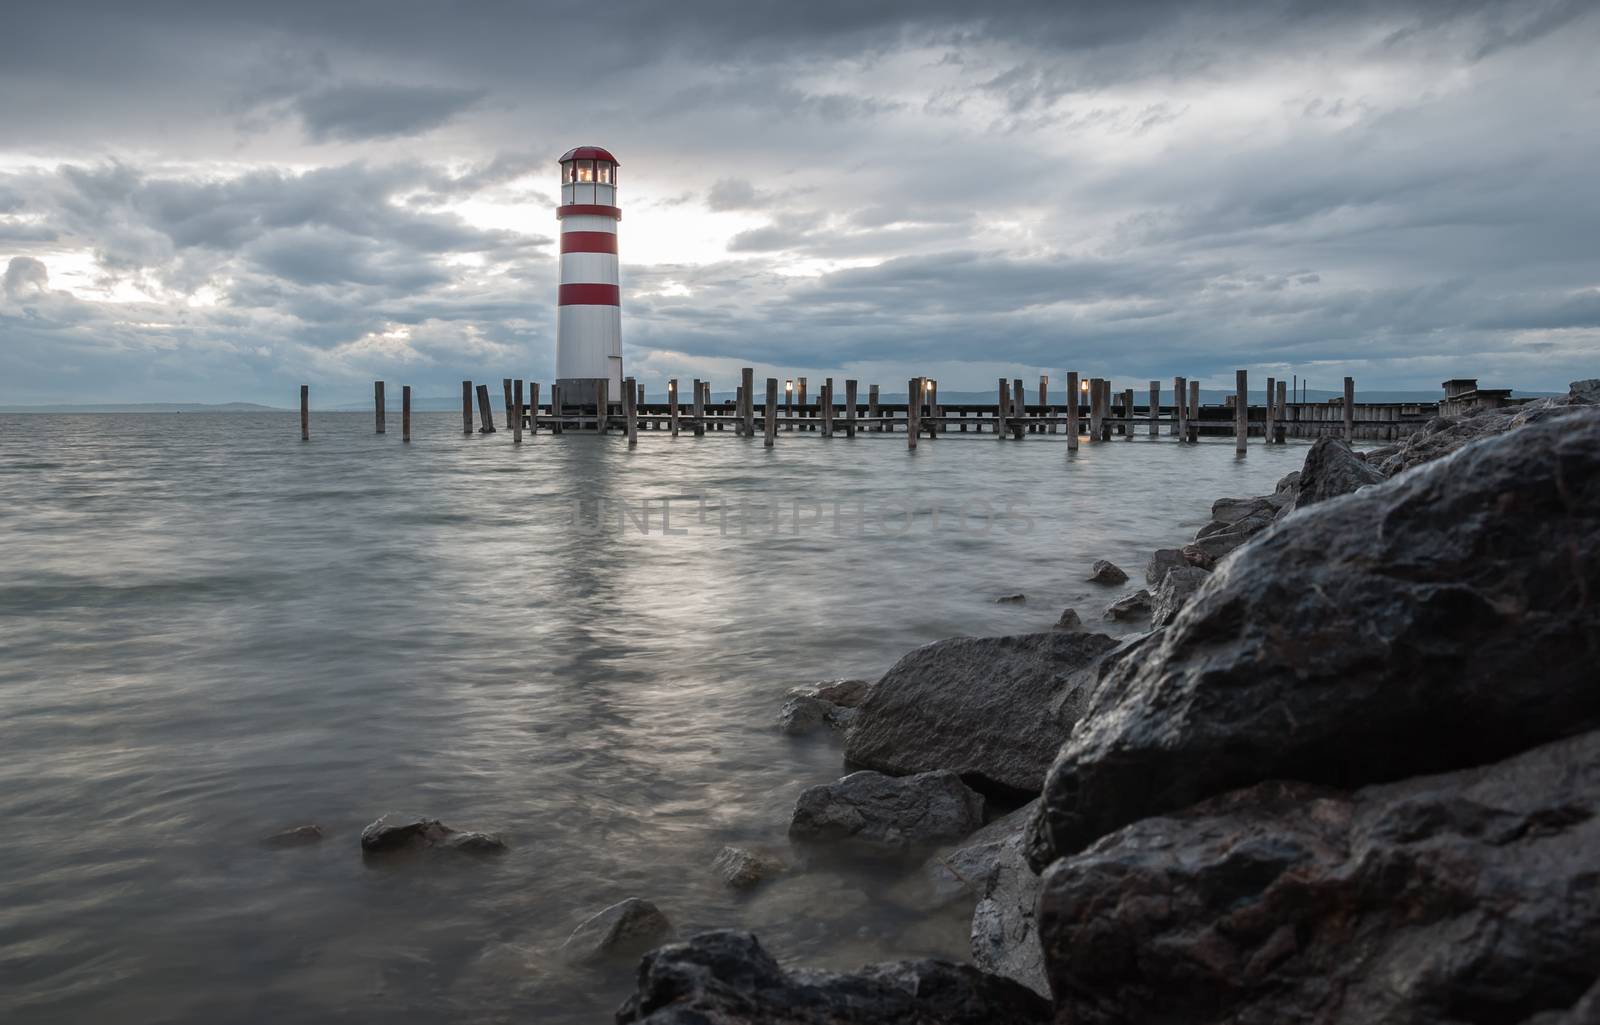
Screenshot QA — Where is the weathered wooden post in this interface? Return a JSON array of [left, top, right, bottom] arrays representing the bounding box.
[[1188, 380, 1200, 443], [797, 377, 808, 431], [784, 378, 794, 431], [637, 381, 645, 411], [1122, 388, 1134, 441], [741, 367, 755, 437], [764, 377, 777, 448], [1173, 376, 1186, 438], [1010, 380, 1024, 439], [845, 379, 858, 438], [668, 379, 680, 437], [402, 385, 411, 442], [817, 379, 829, 437], [476, 384, 496, 434], [1088, 377, 1102, 441], [623, 377, 637, 447], [1344, 376, 1355, 439], [374, 381, 386, 434], [462, 380, 473, 434], [549, 383, 562, 435], [1276, 380, 1288, 443], [1265, 376, 1276, 444], [907, 378, 921, 450], [528, 382, 540, 435], [502, 378, 514, 430], [995, 378, 1008, 439], [1235, 370, 1248, 452], [1038, 375, 1048, 434], [692, 378, 705, 436], [1066, 371, 1080, 451], [595, 378, 608, 434], [930, 380, 941, 434], [1148, 380, 1159, 437], [300, 385, 309, 441], [512, 379, 524, 444], [868, 383, 880, 432]]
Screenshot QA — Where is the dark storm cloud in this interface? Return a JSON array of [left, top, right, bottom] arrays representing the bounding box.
[[292, 82, 489, 142]]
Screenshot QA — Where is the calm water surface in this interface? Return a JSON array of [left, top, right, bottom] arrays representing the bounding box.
[[0, 412, 1306, 1023]]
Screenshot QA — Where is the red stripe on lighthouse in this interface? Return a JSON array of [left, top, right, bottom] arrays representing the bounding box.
[[559, 283, 621, 306], [560, 231, 619, 254], [556, 204, 622, 220]]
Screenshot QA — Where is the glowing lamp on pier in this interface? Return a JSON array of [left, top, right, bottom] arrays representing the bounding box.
[[556, 145, 622, 407]]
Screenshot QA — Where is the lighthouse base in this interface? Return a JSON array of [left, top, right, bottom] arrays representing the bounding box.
[[556, 378, 612, 409]]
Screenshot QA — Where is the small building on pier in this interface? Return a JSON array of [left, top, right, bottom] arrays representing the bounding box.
[[1439, 378, 1516, 417]]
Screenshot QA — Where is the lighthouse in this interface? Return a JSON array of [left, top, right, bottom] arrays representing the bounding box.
[[555, 145, 622, 407]]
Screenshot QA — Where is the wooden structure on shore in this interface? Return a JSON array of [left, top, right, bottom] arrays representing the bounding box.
[[299, 371, 1440, 448]]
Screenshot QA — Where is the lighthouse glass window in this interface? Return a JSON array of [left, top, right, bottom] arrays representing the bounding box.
[[596, 162, 612, 185]]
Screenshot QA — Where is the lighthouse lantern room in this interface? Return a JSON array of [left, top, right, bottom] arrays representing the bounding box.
[[556, 145, 622, 407]]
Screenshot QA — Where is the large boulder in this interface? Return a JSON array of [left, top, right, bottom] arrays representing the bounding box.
[[560, 897, 674, 965], [844, 631, 1118, 794], [616, 930, 1051, 1024], [1038, 730, 1600, 1025], [1028, 410, 1600, 867], [790, 770, 984, 850], [1292, 436, 1386, 509]]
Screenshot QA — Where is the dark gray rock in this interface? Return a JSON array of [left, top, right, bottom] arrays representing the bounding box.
[[777, 695, 831, 735], [1151, 565, 1210, 627], [843, 631, 1118, 793], [1053, 608, 1082, 631], [359, 816, 507, 854], [261, 824, 323, 848], [1102, 589, 1151, 621], [971, 830, 1047, 998], [1180, 543, 1216, 570], [1209, 496, 1276, 523], [790, 770, 984, 850], [805, 678, 870, 708], [616, 930, 1051, 1024], [1028, 410, 1600, 868], [1570, 378, 1600, 404], [915, 800, 1038, 907], [1087, 560, 1127, 584], [711, 846, 784, 890], [1038, 730, 1600, 1025], [1293, 436, 1386, 509], [779, 682, 866, 735], [994, 593, 1026, 604], [560, 897, 674, 965], [1144, 548, 1187, 587]]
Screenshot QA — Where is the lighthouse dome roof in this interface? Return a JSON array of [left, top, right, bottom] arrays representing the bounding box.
[[559, 145, 619, 164]]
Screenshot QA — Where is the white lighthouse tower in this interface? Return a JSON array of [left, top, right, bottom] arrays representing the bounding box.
[[555, 145, 623, 407]]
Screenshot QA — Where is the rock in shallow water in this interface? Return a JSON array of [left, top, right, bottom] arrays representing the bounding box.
[[711, 846, 784, 890], [261, 824, 324, 848], [359, 816, 507, 854], [615, 929, 1051, 1024], [843, 631, 1117, 794], [1144, 548, 1187, 587], [1101, 589, 1151, 621], [1028, 409, 1600, 868], [1087, 560, 1127, 584], [777, 695, 832, 735], [790, 770, 984, 850], [1038, 730, 1600, 1025], [560, 897, 674, 965], [1053, 608, 1082, 631]]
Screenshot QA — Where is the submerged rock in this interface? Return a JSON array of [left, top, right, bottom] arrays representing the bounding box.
[[790, 770, 984, 850], [1039, 730, 1600, 1025], [1053, 608, 1082, 631], [1087, 560, 1127, 584], [1028, 410, 1600, 867], [359, 816, 507, 855], [1150, 565, 1210, 627], [843, 631, 1118, 794], [1292, 436, 1386, 509], [712, 846, 784, 890], [261, 824, 324, 848], [777, 695, 832, 735], [616, 930, 1051, 1024], [994, 593, 1026, 604], [1101, 589, 1151, 621], [560, 897, 674, 966]]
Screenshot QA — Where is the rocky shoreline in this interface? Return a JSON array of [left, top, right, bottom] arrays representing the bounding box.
[[616, 379, 1600, 1024]]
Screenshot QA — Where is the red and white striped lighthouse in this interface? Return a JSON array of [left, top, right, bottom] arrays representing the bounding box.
[[556, 145, 622, 406]]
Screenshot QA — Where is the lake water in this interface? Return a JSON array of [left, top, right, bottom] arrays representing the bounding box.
[[0, 412, 1307, 1023]]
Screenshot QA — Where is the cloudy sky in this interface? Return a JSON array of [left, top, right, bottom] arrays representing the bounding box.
[[1, 1, 1596, 405]]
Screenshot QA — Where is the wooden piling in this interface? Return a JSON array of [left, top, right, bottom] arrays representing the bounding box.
[[930, 380, 941, 435], [822, 378, 834, 437], [402, 385, 411, 442], [512, 379, 523, 444], [1276, 380, 1287, 443], [741, 367, 755, 437], [637, 381, 645, 411], [784, 379, 794, 431], [529, 382, 540, 435], [501, 379, 513, 430], [996, 378, 1008, 439], [595, 378, 608, 434], [797, 377, 808, 431], [1188, 379, 1200, 443], [845, 379, 858, 438], [907, 378, 921, 449], [1012, 380, 1026, 439], [476, 384, 496, 434], [1067, 371, 1080, 451], [668, 379, 679, 436], [462, 380, 473, 434], [868, 384, 880, 432], [374, 381, 386, 434], [549, 384, 561, 435], [1038, 375, 1048, 434], [692, 378, 705, 436], [764, 377, 777, 447], [1344, 377, 1355, 439], [624, 377, 637, 447], [1172, 376, 1184, 437], [1088, 378, 1102, 441], [1235, 370, 1248, 452], [1149, 380, 1159, 437], [300, 385, 309, 441], [1122, 388, 1134, 441], [1265, 376, 1276, 444]]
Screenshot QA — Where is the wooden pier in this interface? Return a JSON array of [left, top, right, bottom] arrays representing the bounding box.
[[303, 370, 1443, 448]]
